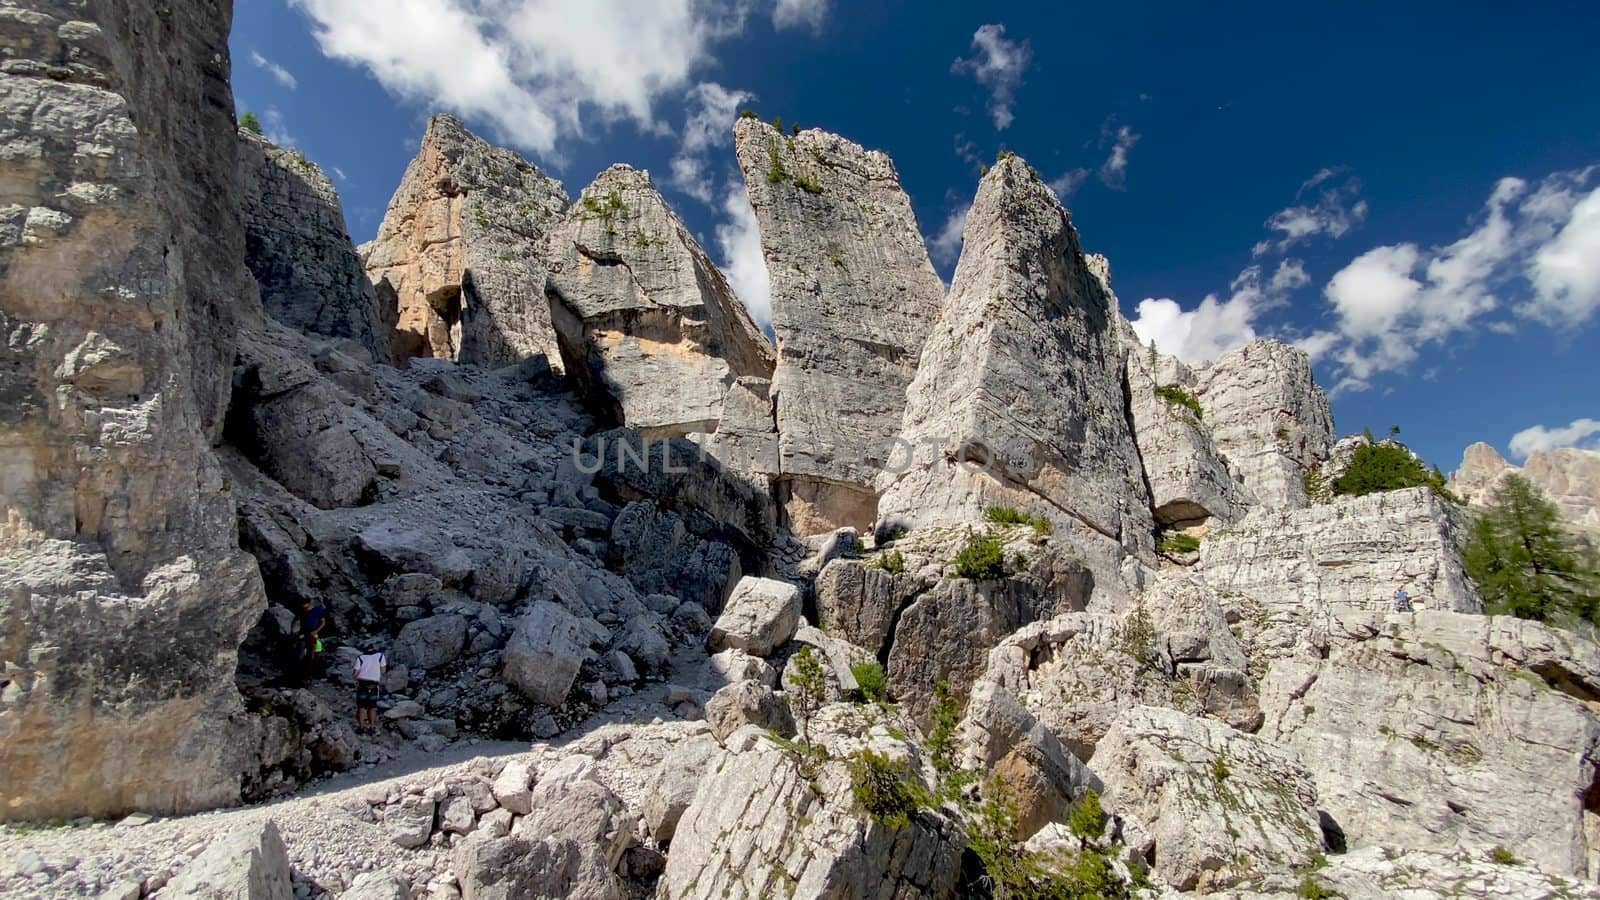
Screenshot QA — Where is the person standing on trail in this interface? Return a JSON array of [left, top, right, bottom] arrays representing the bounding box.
[[1393, 586, 1412, 613], [295, 598, 327, 684], [352, 647, 387, 732]]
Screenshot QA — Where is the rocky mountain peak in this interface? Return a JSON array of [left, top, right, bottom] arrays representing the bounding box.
[[731, 117, 946, 534], [363, 114, 569, 368]]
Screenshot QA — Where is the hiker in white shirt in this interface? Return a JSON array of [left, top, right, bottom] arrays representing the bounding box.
[[353, 648, 387, 732]]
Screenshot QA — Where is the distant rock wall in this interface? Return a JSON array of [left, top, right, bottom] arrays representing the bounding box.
[[238, 130, 394, 363], [0, 0, 268, 820], [732, 119, 945, 535], [1452, 441, 1600, 541], [1196, 340, 1334, 510], [363, 115, 568, 369]]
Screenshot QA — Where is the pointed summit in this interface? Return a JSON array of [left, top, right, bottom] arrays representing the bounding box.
[[363, 114, 569, 368], [731, 118, 946, 534], [877, 153, 1154, 576], [544, 164, 775, 438]]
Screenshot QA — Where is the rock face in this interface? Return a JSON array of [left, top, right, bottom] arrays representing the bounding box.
[[1195, 340, 1335, 510], [545, 165, 774, 438], [958, 680, 1100, 839], [237, 130, 393, 363], [1090, 706, 1324, 892], [876, 155, 1154, 587], [1452, 441, 1600, 541], [1202, 487, 1480, 623], [658, 708, 963, 899], [706, 576, 802, 657], [1121, 320, 1246, 528], [0, 0, 271, 821], [731, 119, 945, 535], [363, 114, 568, 367], [1258, 610, 1600, 878]]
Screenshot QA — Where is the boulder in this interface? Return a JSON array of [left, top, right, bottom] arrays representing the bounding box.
[[164, 821, 293, 900], [643, 736, 719, 844], [708, 648, 778, 688], [490, 760, 535, 816], [383, 795, 436, 849], [877, 155, 1154, 574], [364, 114, 569, 367], [1090, 706, 1323, 891], [545, 165, 774, 437], [731, 119, 946, 534], [341, 871, 411, 900], [609, 501, 741, 615], [393, 614, 469, 670], [707, 577, 803, 657], [705, 680, 796, 743], [453, 833, 590, 900], [502, 602, 589, 705], [813, 557, 924, 658], [1258, 610, 1600, 878], [959, 680, 1100, 839], [658, 707, 963, 898]]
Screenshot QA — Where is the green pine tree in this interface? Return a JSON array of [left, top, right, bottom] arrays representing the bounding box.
[[239, 111, 262, 134], [1462, 474, 1600, 625]]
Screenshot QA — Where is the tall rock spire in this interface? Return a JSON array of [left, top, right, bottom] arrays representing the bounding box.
[[363, 115, 569, 369], [544, 164, 774, 439], [877, 154, 1155, 579], [731, 119, 945, 534]]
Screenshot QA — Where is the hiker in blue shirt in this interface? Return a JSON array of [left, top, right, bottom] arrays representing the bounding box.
[[295, 599, 327, 684], [1393, 586, 1412, 613]]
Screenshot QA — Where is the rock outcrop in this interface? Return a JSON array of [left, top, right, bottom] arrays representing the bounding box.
[[1090, 706, 1324, 892], [1195, 340, 1335, 510], [876, 156, 1154, 594], [0, 0, 270, 821], [164, 821, 293, 899], [545, 165, 774, 439], [1258, 610, 1600, 878], [237, 130, 393, 363], [658, 707, 963, 899], [363, 115, 568, 368], [731, 119, 945, 534], [1201, 487, 1480, 635], [1452, 441, 1600, 541]]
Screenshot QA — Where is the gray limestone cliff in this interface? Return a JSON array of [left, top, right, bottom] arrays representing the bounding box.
[[877, 154, 1155, 585], [0, 0, 268, 820], [544, 164, 774, 439], [237, 130, 393, 364], [363, 115, 568, 369], [1195, 340, 1335, 510], [731, 119, 945, 534]]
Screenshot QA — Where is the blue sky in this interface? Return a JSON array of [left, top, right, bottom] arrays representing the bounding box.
[[230, 0, 1600, 472]]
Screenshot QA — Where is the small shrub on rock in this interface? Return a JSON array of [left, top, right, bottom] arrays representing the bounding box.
[[1155, 383, 1203, 419], [953, 529, 1006, 580], [850, 661, 888, 704], [1067, 789, 1107, 840], [871, 549, 906, 574], [984, 506, 1028, 525], [849, 749, 924, 828], [1158, 530, 1200, 555]]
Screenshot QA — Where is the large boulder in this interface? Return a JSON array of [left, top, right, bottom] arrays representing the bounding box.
[[876, 155, 1155, 581], [545, 165, 774, 438], [730, 119, 946, 534], [707, 577, 802, 657], [237, 130, 392, 363], [1194, 339, 1335, 510], [959, 680, 1100, 839], [0, 0, 270, 821], [1258, 610, 1600, 878], [363, 114, 569, 367], [658, 707, 963, 898], [502, 602, 589, 704], [1090, 706, 1324, 892], [705, 679, 796, 743], [164, 821, 293, 900], [393, 614, 469, 671]]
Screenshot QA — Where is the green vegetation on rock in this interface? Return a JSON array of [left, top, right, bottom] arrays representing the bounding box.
[[1463, 473, 1600, 626]]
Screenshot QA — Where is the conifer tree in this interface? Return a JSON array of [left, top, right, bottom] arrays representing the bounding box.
[[1463, 474, 1600, 625]]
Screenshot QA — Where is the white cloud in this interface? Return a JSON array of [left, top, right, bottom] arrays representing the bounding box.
[[927, 202, 969, 269], [1509, 418, 1600, 460], [1316, 168, 1600, 392], [1255, 168, 1367, 256], [1128, 259, 1306, 362], [332, 166, 348, 182], [773, 0, 829, 31], [1527, 187, 1600, 326], [1048, 168, 1089, 203], [260, 107, 296, 147], [249, 50, 299, 90], [289, 0, 770, 156], [715, 182, 772, 331], [951, 24, 1031, 131], [668, 82, 753, 203], [1098, 124, 1139, 189]]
